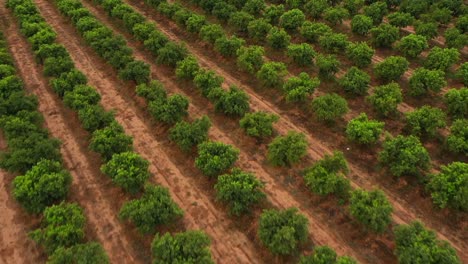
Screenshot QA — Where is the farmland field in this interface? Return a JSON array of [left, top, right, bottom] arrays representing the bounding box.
[[0, 0, 466, 263]]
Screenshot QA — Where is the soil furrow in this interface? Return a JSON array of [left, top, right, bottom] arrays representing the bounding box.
[[106, 1, 468, 259], [0, 7, 147, 263], [33, 1, 262, 262]]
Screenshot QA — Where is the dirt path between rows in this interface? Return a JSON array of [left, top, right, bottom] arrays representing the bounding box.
[[0, 6, 149, 263], [33, 0, 265, 262], [115, 1, 467, 261]]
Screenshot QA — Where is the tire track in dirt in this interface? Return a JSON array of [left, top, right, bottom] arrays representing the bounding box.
[[0, 6, 150, 263], [112, 1, 468, 260], [33, 1, 262, 262]]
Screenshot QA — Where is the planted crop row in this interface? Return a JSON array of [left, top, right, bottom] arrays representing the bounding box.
[[0, 28, 109, 262], [6, 0, 219, 262]]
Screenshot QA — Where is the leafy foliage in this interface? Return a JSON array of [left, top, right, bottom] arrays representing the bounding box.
[[169, 115, 211, 152], [323, 7, 349, 25], [50, 69, 87, 97], [214, 168, 265, 215], [424, 47, 460, 72], [89, 121, 133, 161], [349, 189, 393, 233], [212, 86, 250, 116], [367, 82, 402, 117], [195, 141, 239, 177], [351, 15, 373, 35], [339, 67, 370, 95], [311, 93, 348, 122], [316, 54, 340, 78], [346, 113, 384, 145], [283, 72, 320, 102], [387, 12, 414, 27], [444, 88, 467, 119], [287, 43, 316, 66], [414, 21, 438, 40], [446, 119, 468, 155], [258, 208, 308, 255], [267, 27, 291, 49], [300, 21, 332, 43], [247, 19, 272, 41], [363, 1, 388, 24], [427, 162, 467, 211], [236, 45, 264, 74], [408, 68, 446, 96], [267, 131, 307, 167], [63, 85, 101, 111], [118, 60, 150, 84], [256, 62, 287, 88], [374, 56, 409, 82], [370, 24, 399, 48], [444, 28, 468, 49], [199, 24, 224, 44], [279, 9, 305, 31], [396, 34, 428, 58], [345, 42, 374, 68], [319, 33, 349, 53], [47, 242, 109, 264], [405, 106, 446, 138], [214, 35, 245, 57], [156, 42, 187, 67], [148, 94, 189, 125], [119, 185, 183, 234], [239, 111, 278, 138]]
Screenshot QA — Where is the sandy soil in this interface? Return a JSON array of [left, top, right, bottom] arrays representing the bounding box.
[[115, 1, 468, 262]]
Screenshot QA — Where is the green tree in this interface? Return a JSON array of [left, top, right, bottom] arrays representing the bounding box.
[[247, 19, 272, 41], [214, 35, 245, 57], [47, 242, 109, 264], [89, 121, 133, 160], [242, 0, 265, 15], [43, 56, 75, 78], [267, 27, 291, 49], [396, 34, 428, 58], [363, 1, 388, 24], [444, 88, 467, 119], [424, 47, 460, 71], [311, 93, 349, 122], [299, 246, 337, 264], [175, 55, 200, 80], [303, 151, 351, 198], [319, 33, 349, 53], [339, 67, 371, 95], [101, 151, 150, 194], [133, 22, 157, 41], [414, 21, 438, 40], [408, 68, 446, 97], [156, 42, 187, 67], [400, 0, 429, 17], [239, 111, 279, 138], [345, 42, 374, 68], [346, 113, 384, 144], [135, 80, 166, 101], [35, 43, 68, 63], [118, 60, 150, 84], [349, 189, 393, 233], [50, 69, 87, 97], [264, 4, 285, 25], [228, 11, 254, 33], [78, 105, 114, 133], [213, 86, 250, 116], [394, 221, 461, 264], [29, 203, 85, 254], [323, 7, 349, 25], [279, 9, 305, 31], [367, 82, 402, 116], [456, 63, 468, 86], [185, 14, 206, 33], [316, 54, 340, 78], [215, 168, 265, 215], [446, 119, 468, 155], [195, 141, 240, 177], [343, 0, 364, 15], [63, 85, 100, 111], [169, 115, 211, 152], [287, 43, 316, 66], [379, 135, 431, 177], [283, 72, 320, 102], [267, 131, 307, 167], [300, 21, 332, 43], [120, 185, 183, 233], [351, 15, 373, 35], [374, 56, 409, 82], [444, 28, 468, 49], [13, 159, 71, 214], [151, 231, 213, 264], [143, 30, 169, 54], [370, 24, 399, 48], [148, 94, 189, 124], [199, 24, 224, 44], [258, 208, 308, 255], [303, 0, 328, 19], [387, 12, 414, 27], [427, 162, 467, 211], [236, 45, 265, 74], [212, 2, 236, 22], [256, 62, 287, 88], [456, 15, 468, 33], [193, 69, 223, 96]]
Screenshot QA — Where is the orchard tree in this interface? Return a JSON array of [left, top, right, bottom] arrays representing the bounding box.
[[148, 94, 189, 124], [283, 72, 320, 102], [444, 28, 468, 49], [374, 56, 409, 82], [247, 19, 272, 41], [43, 56, 75, 78], [156, 42, 187, 67], [242, 0, 266, 15], [311, 93, 349, 122], [120, 185, 183, 234], [456, 15, 468, 33], [425, 8, 451, 25], [258, 208, 308, 255], [151, 231, 213, 264], [414, 21, 438, 40], [394, 221, 461, 264], [267, 27, 291, 49], [199, 24, 224, 44], [29, 203, 85, 254], [101, 151, 150, 194], [444, 88, 467, 119], [343, 0, 364, 15], [427, 162, 467, 211], [264, 4, 285, 25], [408, 68, 446, 96], [214, 35, 245, 57], [370, 24, 399, 48], [345, 42, 374, 68], [78, 105, 114, 133], [287, 43, 316, 66], [339, 67, 371, 95], [396, 34, 428, 58], [346, 113, 384, 145], [193, 69, 223, 96], [169, 115, 211, 152], [400, 0, 429, 17], [228, 11, 254, 33], [363, 1, 388, 24], [267, 131, 307, 167], [379, 135, 431, 177], [367, 83, 402, 116], [323, 7, 349, 25], [50, 69, 87, 97], [63, 85, 100, 111], [35, 43, 68, 63], [89, 121, 133, 160], [143, 30, 169, 54], [195, 141, 239, 177], [316, 54, 340, 78], [349, 189, 393, 233], [299, 246, 336, 264], [256, 62, 287, 88], [175, 55, 200, 80], [213, 86, 250, 116], [387, 12, 414, 27], [212, 2, 236, 22], [119, 60, 150, 84], [236, 45, 265, 74], [319, 33, 349, 53], [215, 168, 265, 215], [136, 80, 166, 101], [300, 21, 332, 43], [279, 9, 305, 31], [456, 63, 468, 86], [425, 47, 460, 72], [303, 151, 351, 198], [446, 119, 468, 155], [303, 0, 328, 19], [351, 15, 373, 35], [239, 111, 279, 138], [48, 242, 109, 264], [13, 159, 71, 214], [185, 14, 206, 33]]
